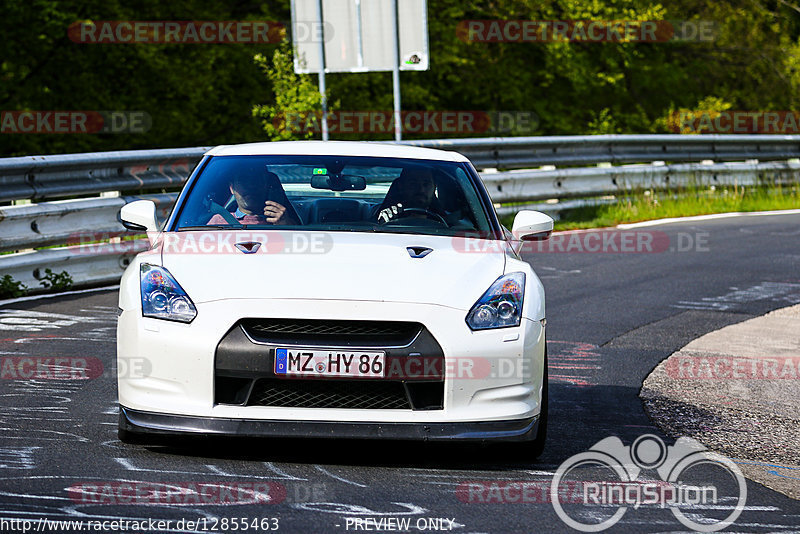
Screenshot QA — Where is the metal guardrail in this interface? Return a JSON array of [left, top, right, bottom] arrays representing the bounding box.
[[406, 134, 800, 169], [0, 147, 207, 202], [2, 135, 800, 201], [490, 160, 800, 216], [1, 241, 149, 291], [0, 193, 176, 253], [482, 159, 800, 203], [1, 135, 799, 293]]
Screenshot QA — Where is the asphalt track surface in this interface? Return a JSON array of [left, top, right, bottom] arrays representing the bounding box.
[[1, 212, 799, 533]]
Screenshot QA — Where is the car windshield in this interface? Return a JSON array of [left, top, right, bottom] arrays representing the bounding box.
[[173, 155, 495, 237]]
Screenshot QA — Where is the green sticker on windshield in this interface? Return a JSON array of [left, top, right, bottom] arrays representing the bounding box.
[[313, 168, 327, 175]]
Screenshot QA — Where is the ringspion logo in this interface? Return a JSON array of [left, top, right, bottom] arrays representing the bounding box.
[[551, 435, 746, 532]]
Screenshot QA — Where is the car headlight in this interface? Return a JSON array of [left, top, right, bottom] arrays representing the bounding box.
[[466, 272, 525, 330], [140, 264, 197, 323]]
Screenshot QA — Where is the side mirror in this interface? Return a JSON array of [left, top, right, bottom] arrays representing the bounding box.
[[512, 210, 554, 241], [119, 200, 158, 234]]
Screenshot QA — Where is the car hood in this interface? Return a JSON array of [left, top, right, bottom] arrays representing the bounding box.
[[158, 231, 507, 310]]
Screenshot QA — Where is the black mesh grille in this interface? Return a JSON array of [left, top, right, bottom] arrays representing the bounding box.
[[248, 378, 411, 410], [241, 319, 421, 347]]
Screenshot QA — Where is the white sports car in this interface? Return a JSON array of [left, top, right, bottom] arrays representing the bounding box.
[[117, 141, 553, 454]]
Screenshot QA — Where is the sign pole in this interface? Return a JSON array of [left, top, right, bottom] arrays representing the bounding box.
[[316, 0, 329, 140], [391, 0, 402, 141]]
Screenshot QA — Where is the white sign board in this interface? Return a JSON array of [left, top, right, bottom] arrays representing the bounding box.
[[292, 0, 429, 73]]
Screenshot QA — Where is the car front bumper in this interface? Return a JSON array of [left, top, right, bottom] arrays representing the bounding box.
[[117, 298, 546, 430], [120, 406, 540, 442]]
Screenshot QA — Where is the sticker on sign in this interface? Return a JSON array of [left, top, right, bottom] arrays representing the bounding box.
[[275, 348, 385, 378]]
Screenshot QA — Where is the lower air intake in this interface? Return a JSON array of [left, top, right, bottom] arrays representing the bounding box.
[[248, 378, 412, 410]]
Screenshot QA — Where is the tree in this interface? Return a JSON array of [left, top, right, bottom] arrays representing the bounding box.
[[252, 42, 325, 141]]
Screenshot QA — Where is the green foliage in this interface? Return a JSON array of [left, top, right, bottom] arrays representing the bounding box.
[[0, 0, 286, 156], [0, 270, 74, 297], [251, 42, 325, 141], [0, 275, 28, 299], [659, 95, 735, 133], [4, 0, 800, 153], [587, 109, 620, 135], [38, 269, 73, 291]]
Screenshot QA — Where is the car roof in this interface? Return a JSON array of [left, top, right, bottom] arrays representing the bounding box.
[[204, 140, 470, 163]]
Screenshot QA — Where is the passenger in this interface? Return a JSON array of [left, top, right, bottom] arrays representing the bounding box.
[[208, 172, 299, 225]]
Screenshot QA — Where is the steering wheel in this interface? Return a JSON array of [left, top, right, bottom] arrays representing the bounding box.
[[384, 207, 448, 226]]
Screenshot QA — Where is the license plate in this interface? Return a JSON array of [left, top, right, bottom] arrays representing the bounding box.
[[274, 348, 386, 378]]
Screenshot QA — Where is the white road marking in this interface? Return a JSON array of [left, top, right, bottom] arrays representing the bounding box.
[[674, 281, 800, 311], [114, 458, 291, 480], [205, 465, 243, 477], [292, 501, 427, 516], [314, 466, 367, 487], [0, 447, 40, 469], [0, 286, 119, 308], [618, 208, 800, 228], [0, 309, 114, 332], [264, 461, 308, 480], [679, 504, 781, 511], [524, 470, 557, 476]]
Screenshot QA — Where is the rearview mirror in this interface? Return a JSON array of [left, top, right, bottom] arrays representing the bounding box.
[[512, 210, 554, 241], [311, 174, 367, 191], [119, 200, 158, 235]]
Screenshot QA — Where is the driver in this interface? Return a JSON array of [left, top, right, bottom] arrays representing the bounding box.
[[374, 167, 445, 223], [208, 172, 299, 225]]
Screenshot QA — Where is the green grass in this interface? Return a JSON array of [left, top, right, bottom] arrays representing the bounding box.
[[501, 184, 800, 231]]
